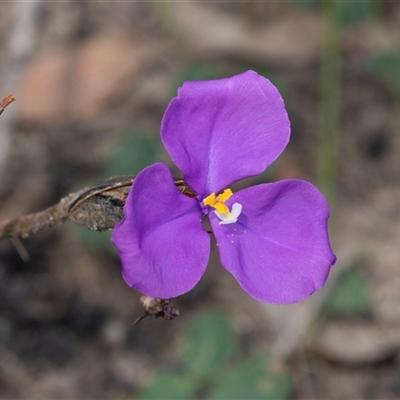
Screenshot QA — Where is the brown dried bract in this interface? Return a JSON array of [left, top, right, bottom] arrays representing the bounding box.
[[131, 296, 180, 326]]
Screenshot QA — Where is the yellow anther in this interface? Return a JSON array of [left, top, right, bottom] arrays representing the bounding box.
[[203, 189, 233, 216], [216, 189, 233, 203], [203, 193, 216, 207]]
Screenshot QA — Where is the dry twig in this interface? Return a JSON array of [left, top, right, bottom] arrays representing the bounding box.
[[0, 176, 195, 239]]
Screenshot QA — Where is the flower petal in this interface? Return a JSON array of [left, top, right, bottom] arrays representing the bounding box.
[[111, 162, 210, 298], [210, 180, 336, 304], [161, 70, 290, 197]]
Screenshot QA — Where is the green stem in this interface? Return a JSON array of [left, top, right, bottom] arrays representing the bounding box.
[[317, 1, 342, 217]]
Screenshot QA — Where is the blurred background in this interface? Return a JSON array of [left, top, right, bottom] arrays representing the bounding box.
[[1, 1, 400, 399]]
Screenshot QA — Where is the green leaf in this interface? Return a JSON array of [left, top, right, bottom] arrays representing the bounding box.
[[323, 264, 370, 316], [368, 52, 400, 75], [367, 52, 400, 97], [182, 310, 237, 380], [103, 132, 159, 177], [141, 372, 197, 400], [209, 354, 292, 400]]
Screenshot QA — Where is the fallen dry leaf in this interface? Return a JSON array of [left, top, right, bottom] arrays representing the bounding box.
[[19, 35, 161, 123]]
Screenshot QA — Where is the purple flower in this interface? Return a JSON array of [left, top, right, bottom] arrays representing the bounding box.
[[111, 70, 336, 304]]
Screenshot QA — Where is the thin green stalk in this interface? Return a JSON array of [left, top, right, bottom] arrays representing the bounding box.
[[317, 0, 342, 217]]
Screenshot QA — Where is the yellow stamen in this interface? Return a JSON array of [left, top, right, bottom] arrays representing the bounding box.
[[214, 202, 230, 215], [216, 189, 233, 202], [203, 193, 216, 207], [203, 189, 233, 216]]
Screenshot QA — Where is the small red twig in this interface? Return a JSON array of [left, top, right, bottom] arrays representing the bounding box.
[[0, 94, 15, 116]]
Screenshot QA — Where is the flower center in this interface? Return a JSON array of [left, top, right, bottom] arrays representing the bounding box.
[[202, 189, 242, 225]]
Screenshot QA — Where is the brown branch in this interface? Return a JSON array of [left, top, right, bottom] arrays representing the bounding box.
[[0, 94, 15, 116], [0, 176, 195, 239]]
